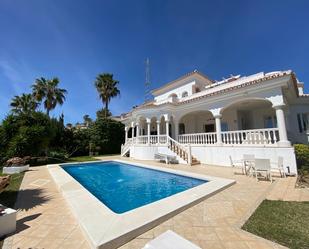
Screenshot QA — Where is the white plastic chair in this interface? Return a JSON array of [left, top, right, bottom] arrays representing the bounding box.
[[243, 154, 255, 176], [254, 159, 272, 182], [229, 156, 245, 175], [271, 156, 286, 178]]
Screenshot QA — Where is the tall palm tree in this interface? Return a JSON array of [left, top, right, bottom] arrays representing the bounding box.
[[10, 93, 38, 114], [32, 77, 67, 116], [83, 114, 92, 127], [94, 73, 120, 118]]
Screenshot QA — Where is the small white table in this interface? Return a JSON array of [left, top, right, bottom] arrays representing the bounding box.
[[0, 205, 17, 238]]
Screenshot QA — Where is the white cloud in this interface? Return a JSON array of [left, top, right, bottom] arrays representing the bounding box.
[[0, 59, 24, 94]]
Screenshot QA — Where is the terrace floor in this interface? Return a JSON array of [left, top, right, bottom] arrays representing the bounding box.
[[3, 156, 309, 249]]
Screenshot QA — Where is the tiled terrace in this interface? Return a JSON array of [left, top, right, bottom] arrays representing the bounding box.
[[3, 156, 309, 249]]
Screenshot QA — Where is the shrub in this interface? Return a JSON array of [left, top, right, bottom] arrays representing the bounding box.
[[294, 144, 309, 170], [0, 112, 55, 159], [89, 118, 124, 155]]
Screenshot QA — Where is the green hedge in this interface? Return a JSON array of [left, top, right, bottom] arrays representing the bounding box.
[[294, 144, 309, 170]]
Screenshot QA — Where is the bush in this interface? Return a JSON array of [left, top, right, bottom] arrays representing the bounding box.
[[294, 144, 309, 170], [0, 112, 55, 159], [89, 118, 124, 155]]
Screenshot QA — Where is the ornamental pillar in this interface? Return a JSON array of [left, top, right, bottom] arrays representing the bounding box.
[[174, 119, 179, 140], [146, 118, 151, 144], [274, 104, 291, 146], [165, 119, 170, 137], [131, 121, 135, 144], [214, 114, 222, 144], [125, 126, 128, 143], [157, 120, 161, 144]]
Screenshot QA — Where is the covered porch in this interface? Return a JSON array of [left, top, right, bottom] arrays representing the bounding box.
[[124, 98, 290, 147]]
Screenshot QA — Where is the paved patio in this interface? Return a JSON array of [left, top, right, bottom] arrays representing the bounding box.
[[3, 156, 309, 249]]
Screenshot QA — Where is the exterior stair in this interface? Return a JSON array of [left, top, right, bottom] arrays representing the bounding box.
[[167, 136, 200, 166], [121, 141, 131, 157]]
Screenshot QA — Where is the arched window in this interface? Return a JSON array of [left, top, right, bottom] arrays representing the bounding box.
[[168, 93, 178, 98], [182, 91, 188, 98], [195, 87, 200, 93], [168, 93, 178, 102]]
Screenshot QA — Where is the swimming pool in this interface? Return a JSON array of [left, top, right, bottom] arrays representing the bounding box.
[[49, 160, 235, 248], [63, 161, 207, 213]]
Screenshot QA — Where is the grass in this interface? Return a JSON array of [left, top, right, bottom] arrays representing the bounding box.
[[66, 155, 100, 162], [242, 200, 309, 249], [67, 154, 118, 162]]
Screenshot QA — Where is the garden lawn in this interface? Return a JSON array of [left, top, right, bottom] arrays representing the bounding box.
[[67, 154, 118, 162], [242, 199, 309, 249], [67, 156, 99, 162]]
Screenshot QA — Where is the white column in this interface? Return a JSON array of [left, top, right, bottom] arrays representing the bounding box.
[[166, 119, 170, 137], [136, 123, 140, 137], [125, 126, 128, 143], [214, 114, 222, 144], [131, 122, 135, 144], [157, 120, 161, 144], [274, 104, 291, 146], [146, 119, 151, 144], [136, 122, 140, 144], [174, 119, 179, 141]]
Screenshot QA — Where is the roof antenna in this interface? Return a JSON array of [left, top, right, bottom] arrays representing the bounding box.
[[144, 58, 152, 102]]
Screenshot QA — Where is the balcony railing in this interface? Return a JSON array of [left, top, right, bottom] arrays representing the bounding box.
[[132, 135, 168, 145], [178, 128, 279, 145], [178, 132, 217, 144], [221, 128, 279, 145], [125, 128, 280, 147]]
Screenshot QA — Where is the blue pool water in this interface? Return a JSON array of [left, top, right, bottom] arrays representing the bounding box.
[[62, 161, 207, 214]]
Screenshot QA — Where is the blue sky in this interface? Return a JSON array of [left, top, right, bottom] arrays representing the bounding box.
[[1, 0, 309, 124]]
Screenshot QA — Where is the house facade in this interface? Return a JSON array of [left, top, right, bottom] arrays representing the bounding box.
[[120, 70, 309, 174]]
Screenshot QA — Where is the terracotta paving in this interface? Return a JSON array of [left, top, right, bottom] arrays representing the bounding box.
[[3, 156, 308, 249]]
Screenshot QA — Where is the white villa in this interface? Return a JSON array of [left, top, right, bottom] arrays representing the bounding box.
[[120, 70, 309, 174]]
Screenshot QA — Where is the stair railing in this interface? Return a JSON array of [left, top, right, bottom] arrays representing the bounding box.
[[167, 136, 192, 164], [121, 139, 132, 156]]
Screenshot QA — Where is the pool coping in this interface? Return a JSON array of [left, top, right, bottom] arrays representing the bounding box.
[[47, 159, 235, 249]]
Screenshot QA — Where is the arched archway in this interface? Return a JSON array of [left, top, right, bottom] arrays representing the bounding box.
[[220, 98, 275, 131], [178, 110, 215, 134], [137, 116, 147, 136]]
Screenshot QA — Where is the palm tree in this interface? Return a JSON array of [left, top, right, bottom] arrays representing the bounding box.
[[32, 77, 67, 116], [83, 114, 92, 127], [94, 73, 120, 118], [10, 93, 38, 114]]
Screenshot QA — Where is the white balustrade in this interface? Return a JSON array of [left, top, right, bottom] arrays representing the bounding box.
[[127, 135, 169, 145], [158, 135, 167, 144], [177, 128, 279, 146], [136, 135, 148, 144], [178, 132, 217, 144], [221, 128, 279, 145]]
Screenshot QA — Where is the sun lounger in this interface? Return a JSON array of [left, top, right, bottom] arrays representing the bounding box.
[[143, 230, 201, 249], [154, 153, 177, 164]]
